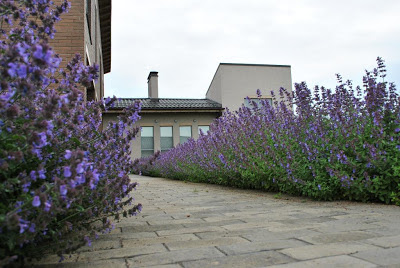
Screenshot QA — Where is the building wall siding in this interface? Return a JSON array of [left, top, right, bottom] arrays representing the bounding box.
[[207, 64, 292, 112], [51, 0, 85, 69], [51, 0, 105, 101], [206, 66, 223, 104]]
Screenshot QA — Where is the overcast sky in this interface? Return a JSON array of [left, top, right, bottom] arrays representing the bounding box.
[[104, 0, 400, 99]]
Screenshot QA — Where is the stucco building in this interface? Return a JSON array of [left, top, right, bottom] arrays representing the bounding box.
[[207, 63, 292, 111], [103, 63, 292, 159], [51, 0, 111, 101]]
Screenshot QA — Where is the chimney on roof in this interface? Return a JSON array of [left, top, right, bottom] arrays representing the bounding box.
[[147, 71, 158, 99]]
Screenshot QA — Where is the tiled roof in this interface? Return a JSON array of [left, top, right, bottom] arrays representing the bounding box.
[[110, 98, 223, 110]]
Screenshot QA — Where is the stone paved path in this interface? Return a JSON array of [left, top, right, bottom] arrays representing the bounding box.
[[36, 175, 400, 267]]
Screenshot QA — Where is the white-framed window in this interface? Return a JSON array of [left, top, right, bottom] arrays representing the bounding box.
[[141, 127, 154, 157], [198, 125, 210, 135], [160, 126, 173, 152], [180, 126, 192, 144], [244, 98, 272, 109]]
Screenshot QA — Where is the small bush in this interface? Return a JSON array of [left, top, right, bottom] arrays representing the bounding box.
[[134, 58, 400, 204], [0, 1, 141, 265]]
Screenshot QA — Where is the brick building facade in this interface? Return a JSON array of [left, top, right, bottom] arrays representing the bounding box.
[[50, 0, 111, 101]]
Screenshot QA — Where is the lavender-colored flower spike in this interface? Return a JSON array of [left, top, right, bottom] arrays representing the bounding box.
[[32, 196, 41, 207]]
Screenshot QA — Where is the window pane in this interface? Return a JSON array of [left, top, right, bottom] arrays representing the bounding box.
[[244, 98, 251, 108], [141, 126, 153, 137], [180, 126, 191, 137], [160, 126, 173, 137], [141, 127, 154, 157], [198, 125, 210, 135], [180, 126, 191, 144], [141, 150, 154, 158], [161, 126, 173, 152], [141, 137, 154, 150], [161, 137, 173, 151]]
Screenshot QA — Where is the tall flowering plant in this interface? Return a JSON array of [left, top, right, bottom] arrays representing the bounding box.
[[135, 58, 400, 205], [0, 1, 141, 265]]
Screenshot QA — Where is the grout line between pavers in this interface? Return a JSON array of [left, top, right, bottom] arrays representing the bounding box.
[[348, 253, 380, 266], [162, 243, 171, 251], [215, 246, 228, 256], [193, 233, 203, 239], [124, 258, 130, 268], [238, 235, 252, 242], [200, 217, 208, 222], [292, 237, 314, 245]]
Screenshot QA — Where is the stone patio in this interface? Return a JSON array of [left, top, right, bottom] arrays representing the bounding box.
[[34, 174, 400, 267]]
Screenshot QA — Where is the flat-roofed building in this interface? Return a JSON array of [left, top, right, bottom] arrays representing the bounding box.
[[207, 63, 292, 111]]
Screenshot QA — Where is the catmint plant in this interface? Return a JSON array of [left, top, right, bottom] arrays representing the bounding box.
[[134, 58, 399, 205], [0, 1, 141, 265]]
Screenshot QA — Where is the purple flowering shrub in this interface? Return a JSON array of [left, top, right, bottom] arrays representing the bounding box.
[[135, 58, 400, 204], [0, 1, 141, 265]]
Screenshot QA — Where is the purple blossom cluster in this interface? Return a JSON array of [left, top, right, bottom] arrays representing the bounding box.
[[134, 58, 400, 204], [0, 1, 141, 265]]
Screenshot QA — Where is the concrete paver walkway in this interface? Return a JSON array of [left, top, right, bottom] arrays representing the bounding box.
[[37, 175, 400, 267]]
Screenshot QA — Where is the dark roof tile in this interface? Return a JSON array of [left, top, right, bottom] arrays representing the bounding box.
[[110, 98, 223, 110]]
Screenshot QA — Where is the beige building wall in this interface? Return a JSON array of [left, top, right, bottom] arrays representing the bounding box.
[[206, 63, 292, 111], [103, 111, 219, 159]]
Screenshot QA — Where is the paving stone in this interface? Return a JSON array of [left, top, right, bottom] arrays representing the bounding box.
[[116, 220, 150, 228], [156, 226, 225, 236], [78, 244, 167, 262], [363, 235, 400, 248], [298, 231, 379, 244], [141, 214, 175, 221], [279, 242, 379, 260], [76, 240, 121, 252], [239, 213, 298, 222], [268, 255, 377, 268], [166, 237, 248, 250], [30, 254, 79, 265], [352, 247, 400, 266], [182, 219, 245, 228], [265, 222, 325, 232], [95, 230, 160, 241], [34, 258, 127, 268], [146, 265, 182, 268], [182, 250, 294, 268], [121, 223, 185, 233], [313, 222, 381, 233], [123, 234, 199, 247], [221, 221, 278, 231], [242, 228, 321, 242], [277, 216, 336, 225], [127, 247, 225, 267], [219, 239, 308, 255], [32, 175, 400, 267], [147, 218, 206, 225]]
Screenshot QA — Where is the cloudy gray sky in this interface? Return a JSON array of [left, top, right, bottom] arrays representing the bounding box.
[[104, 0, 400, 99]]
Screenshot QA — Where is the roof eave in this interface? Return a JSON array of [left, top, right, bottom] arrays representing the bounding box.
[[103, 108, 224, 114], [99, 0, 111, 73]]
